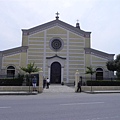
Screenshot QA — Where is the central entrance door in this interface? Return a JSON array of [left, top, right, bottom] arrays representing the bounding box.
[[50, 62, 61, 84]]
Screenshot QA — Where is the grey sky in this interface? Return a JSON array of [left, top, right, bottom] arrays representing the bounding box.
[[0, 0, 120, 57]]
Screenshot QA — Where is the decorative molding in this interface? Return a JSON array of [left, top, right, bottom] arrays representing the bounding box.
[[46, 54, 66, 60]]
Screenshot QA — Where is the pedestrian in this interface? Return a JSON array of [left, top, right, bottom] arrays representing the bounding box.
[[46, 78, 50, 89], [32, 76, 37, 91], [43, 78, 46, 88], [77, 80, 81, 92]]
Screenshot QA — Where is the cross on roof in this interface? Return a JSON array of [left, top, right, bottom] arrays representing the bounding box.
[[56, 12, 59, 20], [77, 19, 79, 23], [56, 12, 59, 16]]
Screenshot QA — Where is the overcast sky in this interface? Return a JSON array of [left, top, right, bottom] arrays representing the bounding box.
[[0, 0, 120, 57]]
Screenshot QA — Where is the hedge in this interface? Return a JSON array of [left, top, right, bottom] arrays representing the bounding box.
[[87, 80, 120, 86], [0, 78, 24, 86]]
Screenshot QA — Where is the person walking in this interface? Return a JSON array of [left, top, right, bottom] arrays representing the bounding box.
[[77, 80, 81, 92], [46, 78, 50, 89], [32, 76, 37, 91], [43, 78, 46, 88]]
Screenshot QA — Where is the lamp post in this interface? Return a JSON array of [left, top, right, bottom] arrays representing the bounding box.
[[80, 76, 82, 85]]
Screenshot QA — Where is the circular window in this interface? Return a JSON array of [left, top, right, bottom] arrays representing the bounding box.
[[50, 38, 64, 51]]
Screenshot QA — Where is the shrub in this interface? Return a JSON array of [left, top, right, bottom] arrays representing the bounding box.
[[0, 78, 24, 86], [86, 80, 120, 86]]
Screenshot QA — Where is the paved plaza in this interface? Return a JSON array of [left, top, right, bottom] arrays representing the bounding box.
[[43, 84, 75, 93]]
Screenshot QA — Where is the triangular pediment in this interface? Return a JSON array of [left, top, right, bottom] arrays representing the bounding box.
[[22, 19, 91, 38]]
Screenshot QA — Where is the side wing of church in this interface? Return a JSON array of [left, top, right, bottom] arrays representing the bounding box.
[[0, 16, 114, 84]]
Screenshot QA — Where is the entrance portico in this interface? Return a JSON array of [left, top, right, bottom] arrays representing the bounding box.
[[46, 55, 66, 84], [51, 62, 61, 83]]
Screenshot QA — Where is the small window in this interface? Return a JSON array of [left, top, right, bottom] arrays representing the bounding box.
[[7, 66, 15, 77], [96, 68, 103, 80]]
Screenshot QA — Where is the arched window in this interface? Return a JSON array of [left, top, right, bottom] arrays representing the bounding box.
[[96, 68, 103, 80], [7, 66, 15, 77]]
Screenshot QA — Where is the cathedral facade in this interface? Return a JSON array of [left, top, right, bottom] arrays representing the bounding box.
[[0, 15, 114, 84]]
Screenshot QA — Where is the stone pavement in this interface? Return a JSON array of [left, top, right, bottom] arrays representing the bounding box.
[[43, 85, 120, 93], [43, 84, 120, 94], [43, 84, 75, 93]]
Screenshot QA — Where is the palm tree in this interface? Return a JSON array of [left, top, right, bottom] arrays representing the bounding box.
[[85, 66, 96, 92], [20, 62, 39, 92]]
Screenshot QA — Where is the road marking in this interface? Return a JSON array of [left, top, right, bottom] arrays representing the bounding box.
[[0, 106, 11, 109], [60, 102, 104, 106], [86, 115, 119, 120]]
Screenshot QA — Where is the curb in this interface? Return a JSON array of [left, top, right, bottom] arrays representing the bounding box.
[[83, 91, 120, 94], [0, 92, 38, 95]]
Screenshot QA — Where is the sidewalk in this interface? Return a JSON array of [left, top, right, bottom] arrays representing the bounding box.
[[0, 85, 120, 95], [0, 91, 38, 95], [83, 90, 120, 94]]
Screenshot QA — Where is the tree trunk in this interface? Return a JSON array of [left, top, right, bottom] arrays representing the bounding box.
[[91, 75, 92, 92], [29, 74, 31, 92]]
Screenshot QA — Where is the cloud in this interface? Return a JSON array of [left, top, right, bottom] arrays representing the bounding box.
[[0, 0, 120, 56]]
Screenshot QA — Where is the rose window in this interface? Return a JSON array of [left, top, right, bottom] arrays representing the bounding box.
[[50, 38, 63, 51]]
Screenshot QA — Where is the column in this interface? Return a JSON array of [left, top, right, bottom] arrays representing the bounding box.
[[48, 67, 50, 80], [61, 67, 63, 83], [38, 68, 43, 93]]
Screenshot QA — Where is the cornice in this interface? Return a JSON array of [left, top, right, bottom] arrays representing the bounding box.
[[0, 46, 28, 57], [84, 48, 115, 60]]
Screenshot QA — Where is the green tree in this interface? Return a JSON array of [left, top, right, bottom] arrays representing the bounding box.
[[20, 62, 39, 92], [116, 60, 120, 79], [85, 66, 96, 92], [106, 61, 117, 72], [106, 54, 120, 79]]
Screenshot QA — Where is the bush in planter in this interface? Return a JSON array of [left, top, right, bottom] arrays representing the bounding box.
[[0, 78, 24, 86], [0, 73, 25, 86], [86, 80, 120, 86]]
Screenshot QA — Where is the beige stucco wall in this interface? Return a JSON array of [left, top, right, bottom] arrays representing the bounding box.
[[20, 52, 27, 67], [85, 38, 90, 48], [91, 55, 108, 68], [2, 54, 20, 68], [2, 52, 27, 75], [22, 35, 28, 46], [26, 26, 87, 82], [27, 33, 45, 69], [47, 26, 67, 34], [84, 54, 91, 78], [91, 54, 111, 78]]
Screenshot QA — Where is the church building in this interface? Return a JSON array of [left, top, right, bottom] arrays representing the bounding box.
[[0, 13, 114, 84]]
